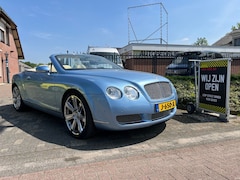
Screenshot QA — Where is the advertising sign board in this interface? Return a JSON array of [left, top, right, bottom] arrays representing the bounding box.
[[198, 59, 231, 120]]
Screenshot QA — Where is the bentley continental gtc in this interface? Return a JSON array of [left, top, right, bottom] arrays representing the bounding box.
[[12, 54, 178, 139]]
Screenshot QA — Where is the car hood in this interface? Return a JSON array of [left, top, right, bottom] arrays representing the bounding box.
[[70, 69, 169, 83]]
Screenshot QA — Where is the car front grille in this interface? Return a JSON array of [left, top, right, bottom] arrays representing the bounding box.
[[116, 110, 173, 125], [151, 109, 172, 120], [144, 82, 172, 100], [116, 114, 142, 124]]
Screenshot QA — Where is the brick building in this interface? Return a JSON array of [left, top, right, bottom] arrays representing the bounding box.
[[119, 43, 240, 76], [0, 7, 24, 83]]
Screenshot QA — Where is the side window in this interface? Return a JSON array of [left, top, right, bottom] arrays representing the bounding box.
[[0, 29, 5, 43], [49, 63, 57, 73], [234, 38, 240, 46]]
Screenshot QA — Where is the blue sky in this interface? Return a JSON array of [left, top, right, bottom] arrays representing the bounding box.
[[1, 0, 240, 63]]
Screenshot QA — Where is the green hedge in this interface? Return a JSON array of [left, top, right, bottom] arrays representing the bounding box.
[[167, 75, 240, 115]]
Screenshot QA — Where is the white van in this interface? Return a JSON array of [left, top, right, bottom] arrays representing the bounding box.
[[87, 46, 124, 67]]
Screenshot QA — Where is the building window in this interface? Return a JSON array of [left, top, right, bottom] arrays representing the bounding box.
[[234, 38, 240, 46], [6, 27, 10, 45], [0, 29, 5, 43]]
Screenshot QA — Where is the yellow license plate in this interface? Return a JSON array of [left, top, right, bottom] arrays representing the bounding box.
[[156, 100, 176, 112]]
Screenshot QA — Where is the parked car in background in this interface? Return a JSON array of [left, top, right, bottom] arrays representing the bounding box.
[[165, 51, 223, 75], [87, 46, 124, 67], [12, 54, 178, 139]]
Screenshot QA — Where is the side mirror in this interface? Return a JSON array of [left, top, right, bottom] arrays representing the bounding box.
[[36, 65, 50, 72]]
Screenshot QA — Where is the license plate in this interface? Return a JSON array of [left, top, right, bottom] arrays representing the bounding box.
[[155, 100, 176, 112]]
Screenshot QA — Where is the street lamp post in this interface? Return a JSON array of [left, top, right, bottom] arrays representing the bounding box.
[[5, 52, 9, 83]]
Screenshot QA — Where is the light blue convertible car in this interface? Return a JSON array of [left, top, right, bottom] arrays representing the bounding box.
[[12, 54, 178, 139]]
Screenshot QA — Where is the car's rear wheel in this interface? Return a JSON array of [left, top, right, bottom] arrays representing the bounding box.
[[63, 92, 95, 139], [12, 85, 26, 111]]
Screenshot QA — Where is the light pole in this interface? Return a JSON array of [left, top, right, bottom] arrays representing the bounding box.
[[4, 52, 9, 83]]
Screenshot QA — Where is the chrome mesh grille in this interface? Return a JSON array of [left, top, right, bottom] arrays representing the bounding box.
[[116, 114, 142, 124], [144, 82, 172, 100], [151, 110, 171, 120]]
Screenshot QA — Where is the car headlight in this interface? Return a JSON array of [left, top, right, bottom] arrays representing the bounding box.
[[106, 87, 122, 99], [124, 86, 139, 100]]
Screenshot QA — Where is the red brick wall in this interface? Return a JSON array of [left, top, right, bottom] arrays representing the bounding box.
[[125, 57, 240, 76], [125, 58, 173, 76], [0, 30, 19, 83], [232, 58, 240, 75]]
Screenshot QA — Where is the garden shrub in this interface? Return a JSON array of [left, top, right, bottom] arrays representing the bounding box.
[[167, 75, 240, 114]]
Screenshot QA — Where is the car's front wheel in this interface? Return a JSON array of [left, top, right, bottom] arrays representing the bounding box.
[[12, 85, 26, 111], [63, 92, 95, 139]]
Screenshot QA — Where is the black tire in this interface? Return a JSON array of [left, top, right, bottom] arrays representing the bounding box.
[[12, 85, 26, 111], [63, 92, 95, 139], [186, 102, 195, 114]]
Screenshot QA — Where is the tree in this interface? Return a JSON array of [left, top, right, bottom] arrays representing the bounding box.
[[20, 61, 46, 68], [231, 26, 237, 31], [193, 37, 208, 46], [231, 22, 240, 31], [21, 61, 37, 68]]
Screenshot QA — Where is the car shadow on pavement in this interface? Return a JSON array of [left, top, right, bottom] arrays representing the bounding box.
[[0, 104, 166, 150], [173, 110, 226, 123]]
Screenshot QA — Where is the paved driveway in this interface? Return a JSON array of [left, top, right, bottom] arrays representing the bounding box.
[[1, 83, 240, 179]]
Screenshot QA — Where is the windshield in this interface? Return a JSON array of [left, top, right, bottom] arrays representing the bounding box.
[[172, 52, 200, 65], [172, 56, 189, 65], [172, 51, 223, 65], [55, 54, 122, 70], [90, 52, 122, 65]]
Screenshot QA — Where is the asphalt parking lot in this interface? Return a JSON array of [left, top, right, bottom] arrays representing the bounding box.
[[1, 83, 240, 179]]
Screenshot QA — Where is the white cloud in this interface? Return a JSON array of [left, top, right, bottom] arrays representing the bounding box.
[[32, 32, 53, 40], [181, 37, 189, 42], [171, 37, 191, 45], [99, 27, 112, 35]]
